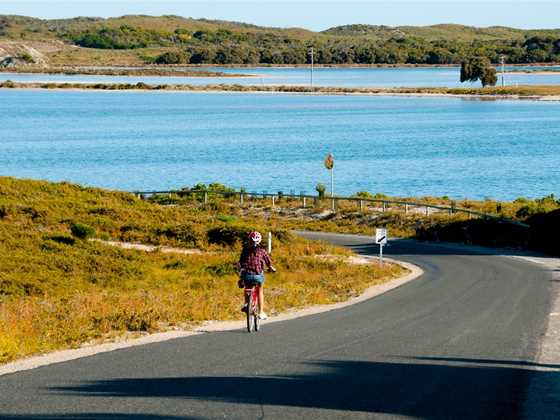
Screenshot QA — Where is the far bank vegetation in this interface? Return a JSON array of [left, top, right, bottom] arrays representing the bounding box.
[[1, 15, 560, 68]]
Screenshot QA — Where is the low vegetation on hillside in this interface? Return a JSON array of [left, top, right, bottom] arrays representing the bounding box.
[[144, 185, 560, 255], [1, 15, 559, 67], [0, 177, 403, 364]]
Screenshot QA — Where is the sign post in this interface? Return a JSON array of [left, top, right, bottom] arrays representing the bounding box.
[[324, 153, 335, 211], [268, 232, 272, 254], [375, 228, 388, 265]]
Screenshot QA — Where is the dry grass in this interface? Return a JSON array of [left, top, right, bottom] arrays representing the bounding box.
[[46, 46, 163, 67], [0, 177, 404, 364]]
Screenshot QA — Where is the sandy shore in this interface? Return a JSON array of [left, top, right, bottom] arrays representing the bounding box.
[[2, 81, 560, 101]]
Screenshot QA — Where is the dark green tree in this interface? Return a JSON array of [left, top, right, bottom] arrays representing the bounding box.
[[460, 56, 497, 87], [154, 50, 190, 64]]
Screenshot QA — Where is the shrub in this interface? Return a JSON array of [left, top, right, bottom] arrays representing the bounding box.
[[516, 203, 546, 219], [216, 215, 238, 224], [154, 50, 190, 64], [425, 219, 529, 249], [208, 183, 236, 193], [205, 262, 237, 276], [527, 209, 560, 256], [156, 224, 204, 247], [106, 309, 158, 332], [164, 260, 186, 270], [516, 195, 559, 219], [316, 183, 326, 199], [17, 52, 34, 64], [70, 222, 96, 239], [19, 206, 45, 221], [0, 205, 7, 218], [87, 207, 116, 217], [271, 229, 293, 243], [47, 235, 76, 246], [207, 225, 251, 246], [355, 191, 373, 199]]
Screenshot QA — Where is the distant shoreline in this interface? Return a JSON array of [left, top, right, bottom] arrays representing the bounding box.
[[0, 66, 253, 78], [1, 63, 559, 76], [2, 80, 560, 101]]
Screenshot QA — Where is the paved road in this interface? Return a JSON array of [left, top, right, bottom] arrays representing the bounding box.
[[0, 233, 557, 420]]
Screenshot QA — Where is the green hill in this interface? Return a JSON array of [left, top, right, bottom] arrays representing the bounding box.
[[1, 15, 559, 66], [322, 23, 533, 41]]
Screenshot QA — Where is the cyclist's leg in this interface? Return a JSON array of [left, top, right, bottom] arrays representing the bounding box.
[[241, 274, 250, 311], [258, 284, 264, 314]]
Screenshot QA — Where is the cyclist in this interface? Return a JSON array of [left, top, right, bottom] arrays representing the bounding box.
[[237, 231, 276, 320]]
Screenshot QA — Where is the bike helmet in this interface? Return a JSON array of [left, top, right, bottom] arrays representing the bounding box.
[[248, 231, 262, 245]]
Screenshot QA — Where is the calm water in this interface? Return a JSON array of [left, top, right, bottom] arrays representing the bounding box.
[[2, 66, 560, 87], [1, 89, 559, 200]]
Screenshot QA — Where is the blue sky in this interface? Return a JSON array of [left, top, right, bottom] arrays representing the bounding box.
[[2, 1, 559, 30]]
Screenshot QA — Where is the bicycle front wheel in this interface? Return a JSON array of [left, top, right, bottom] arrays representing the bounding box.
[[254, 311, 260, 332]]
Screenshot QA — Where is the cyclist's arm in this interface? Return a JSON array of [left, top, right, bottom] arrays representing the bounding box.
[[263, 250, 275, 272], [236, 249, 246, 273]]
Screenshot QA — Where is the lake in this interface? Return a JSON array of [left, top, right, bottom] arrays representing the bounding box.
[[2, 65, 560, 88], [1, 89, 559, 200]]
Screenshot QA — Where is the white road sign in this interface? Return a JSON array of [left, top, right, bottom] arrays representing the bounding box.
[[375, 228, 388, 245]]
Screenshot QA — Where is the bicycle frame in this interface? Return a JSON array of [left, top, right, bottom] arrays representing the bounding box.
[[244, 282, 261, 332]]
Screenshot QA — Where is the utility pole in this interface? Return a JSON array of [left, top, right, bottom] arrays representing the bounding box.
[[309, 46, 314, 89], [500, 55, 506, 87], [330, 163, 334, 211]]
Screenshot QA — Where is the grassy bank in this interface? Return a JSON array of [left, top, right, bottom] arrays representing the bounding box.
[[145, 187, 560, 254], [2, 80, 560, 98], [0, 177, 403, 364]]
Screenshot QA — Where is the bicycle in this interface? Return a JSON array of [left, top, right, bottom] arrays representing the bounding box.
[[244, 281, 261, 333], [240, 267, 276, 332]]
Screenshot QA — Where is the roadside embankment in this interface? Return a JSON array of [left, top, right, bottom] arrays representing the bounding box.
[[0, 177, 405, 365], [144, 188, 560, 256]]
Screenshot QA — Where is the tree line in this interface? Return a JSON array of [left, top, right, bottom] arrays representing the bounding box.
[[62, 25, 560, 65]]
